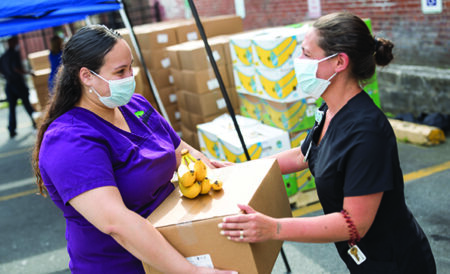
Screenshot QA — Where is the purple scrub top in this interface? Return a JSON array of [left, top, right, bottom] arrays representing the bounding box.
[[39, 94, 181, 273]]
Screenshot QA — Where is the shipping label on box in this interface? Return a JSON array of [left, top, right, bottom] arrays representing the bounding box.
[[144, 158, 292, 274]]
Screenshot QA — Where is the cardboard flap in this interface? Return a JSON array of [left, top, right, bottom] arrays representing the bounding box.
[[148, 158, 280, 227]]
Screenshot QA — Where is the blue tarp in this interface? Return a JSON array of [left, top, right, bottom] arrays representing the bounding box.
[[0, 0, 121, 37]]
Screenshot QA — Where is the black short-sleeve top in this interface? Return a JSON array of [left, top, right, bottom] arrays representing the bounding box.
[[301, 91, 435, 273]]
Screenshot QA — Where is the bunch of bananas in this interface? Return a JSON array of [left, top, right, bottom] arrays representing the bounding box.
[[177, 149, 223, 199]]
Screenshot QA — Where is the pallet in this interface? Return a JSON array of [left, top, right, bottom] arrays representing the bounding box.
[[289, 188, 319, 209]]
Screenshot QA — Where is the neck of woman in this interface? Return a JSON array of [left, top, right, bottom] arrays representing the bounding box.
[[322, 78, 361, 116]]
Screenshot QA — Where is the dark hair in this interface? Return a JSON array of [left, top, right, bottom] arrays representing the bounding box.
[[32, 25, 121, 196], [313, 12, 394, 84]]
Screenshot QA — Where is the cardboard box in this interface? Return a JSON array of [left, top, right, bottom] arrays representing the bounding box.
[[28, 50, 50, 71], [165, 45, 183, 70], [150, 68, 173, 89], [157, 85, 177, 107], [32, 68, 51, 109], [142, 49, 172, 70], [181, 65, 230, 94], [233, 65, 258, 95], [251, 26, 307, 70], [197, 114, 290, 162], [170, 68, 183, 89], [144, 158, 292, 274], [203, 15, 243, 38], [260, 97, 316, 132], [179, 106, 225, 132], [118, 22, 178, 50], [165, 104, 180, 125], [180, 124, 200, 150], [180, 89, 238, 117], [176, 40, 226, 71], [174, 19, 200, 43]]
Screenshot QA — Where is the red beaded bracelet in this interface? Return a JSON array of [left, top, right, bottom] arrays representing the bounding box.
[[341, 209, 360, 246]]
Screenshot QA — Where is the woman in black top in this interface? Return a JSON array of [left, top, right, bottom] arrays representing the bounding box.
[[217, 12, 436, 273]]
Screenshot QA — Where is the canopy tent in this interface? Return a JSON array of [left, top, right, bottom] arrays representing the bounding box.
[[0, 0, 170, 122], [0, 0, 121, 37]]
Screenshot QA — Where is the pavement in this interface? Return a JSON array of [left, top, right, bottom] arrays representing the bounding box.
[[0, 90, 449, 273]]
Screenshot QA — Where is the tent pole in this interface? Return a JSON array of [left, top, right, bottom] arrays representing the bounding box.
[[186, 1, 292, 272], [117, 0, 171, 125], [186, 0, 250, 161]]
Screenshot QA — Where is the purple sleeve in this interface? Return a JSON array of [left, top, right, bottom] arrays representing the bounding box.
[[40, 125, 117, 205]]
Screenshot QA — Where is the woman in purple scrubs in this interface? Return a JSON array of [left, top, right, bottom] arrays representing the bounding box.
[[31, 25, 234, 274]]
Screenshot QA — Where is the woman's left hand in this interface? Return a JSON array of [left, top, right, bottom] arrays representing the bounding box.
[[218, 204, 278, 243]]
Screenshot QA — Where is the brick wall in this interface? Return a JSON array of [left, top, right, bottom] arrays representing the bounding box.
[[160, 0, 449, 68]]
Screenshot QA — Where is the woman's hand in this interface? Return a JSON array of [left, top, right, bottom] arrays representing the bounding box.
[[218, 204, 278, 243], [195, 267, 237, 274], [210, 160, 235, 169]]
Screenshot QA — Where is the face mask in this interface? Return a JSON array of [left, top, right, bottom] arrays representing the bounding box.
[[294, 53, 338, 99], [90, 70, 136, 108]]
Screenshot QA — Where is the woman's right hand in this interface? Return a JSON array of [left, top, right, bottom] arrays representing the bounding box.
[[210, 160, 235, 169]]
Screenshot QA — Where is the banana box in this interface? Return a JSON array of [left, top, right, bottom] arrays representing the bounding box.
[[197, 114, 261, 160], [261, 97, 316, 132], [144, 158, 292, 274], [251, 26, 307, 70], [289, 130, 309, 148], [296, 169, 316, 192], [282, 173, 299, 197], [218, 122, 291, 163], [255, 66, 305, 102], [238, 93, 264, 121], [229, 29, 267, 67], [232, 65, 258, 95]]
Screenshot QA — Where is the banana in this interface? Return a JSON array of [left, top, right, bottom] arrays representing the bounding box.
[[211, 180, 223, 191], [185, 153, 207, 182], [199, 177, 211, 194], [177, 156, 196, 187], [179, 181, 201, 199]]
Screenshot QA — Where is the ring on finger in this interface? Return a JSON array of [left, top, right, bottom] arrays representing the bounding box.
[[240, 230, 244, 239]]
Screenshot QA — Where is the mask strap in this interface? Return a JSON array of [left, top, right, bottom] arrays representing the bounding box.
[[328, 72, 338, 81], [319, 52, 339, 62], [90, 70, 108, 83]]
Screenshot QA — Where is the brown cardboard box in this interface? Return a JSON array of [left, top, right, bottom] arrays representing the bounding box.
[[165, 45, 184, 70], [28, 50, 50, 71], [179, 107, 224, 132], [176, 40, 226, 71], [133, 67, 154, 103], [181, 66, 230, 94], [164, 104, 180, 126], [184, 89, 239, 117], [203, 15, 243, 38], [143, 158, 292, 273], [208, 35, 232, 64], [149, 68, 173, 89], [157, 85, 177, 106], [180, 124, 200, 150], [142, 49, 172, 70], [118, 22, 178, 51], [169, 68, 183, 89], [32, 68, 51, 109], [174, 19, 200, 43]]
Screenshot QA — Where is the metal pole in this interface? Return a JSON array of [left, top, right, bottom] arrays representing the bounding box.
[[186, 0, 291, 272], [186, 0, 250, 161], [117, 0, 171, 125]]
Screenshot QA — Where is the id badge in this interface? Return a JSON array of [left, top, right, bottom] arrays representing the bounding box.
[[348, 245, 366, 265]]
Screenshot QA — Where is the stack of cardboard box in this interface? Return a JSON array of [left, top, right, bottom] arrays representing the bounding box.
[[28, 50, 51, 111], [228, 24, 318, 196], [164, 16, 243, 149]]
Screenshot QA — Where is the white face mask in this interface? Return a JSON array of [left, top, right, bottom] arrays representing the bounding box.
[[90, 70, 135, 108], [294, 53, 338, 99]]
